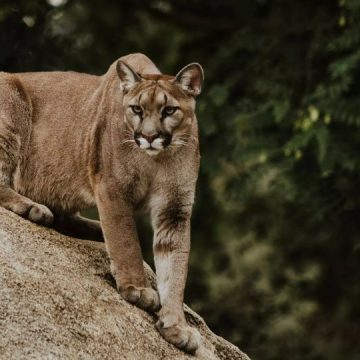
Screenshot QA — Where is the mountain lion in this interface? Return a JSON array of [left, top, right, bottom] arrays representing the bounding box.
[[0, 53, 204, 353]]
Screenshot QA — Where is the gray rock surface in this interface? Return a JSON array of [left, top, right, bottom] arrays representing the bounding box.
[[0, 207, 250, 360]]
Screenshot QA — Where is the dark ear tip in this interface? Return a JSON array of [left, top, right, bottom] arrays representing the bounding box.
[[116, 60, 125, 68], [116, 60, 134, 73], [116, 60, 142, 82], [187, 63, 204, 80], [116, 60, 126, 75], [174, 62, 204, 96]]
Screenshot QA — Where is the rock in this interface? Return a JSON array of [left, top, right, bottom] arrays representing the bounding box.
[[0, 207, 250, 360]]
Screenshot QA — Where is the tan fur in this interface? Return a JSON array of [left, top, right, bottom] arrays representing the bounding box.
[[0, 53, 204, 353]]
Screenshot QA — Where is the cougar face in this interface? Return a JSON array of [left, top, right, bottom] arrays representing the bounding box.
[[117, 62, 203, 156]]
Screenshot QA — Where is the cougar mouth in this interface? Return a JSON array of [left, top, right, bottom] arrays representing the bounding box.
[[145, 148, 161, 156], [134, 132, 172, 154]]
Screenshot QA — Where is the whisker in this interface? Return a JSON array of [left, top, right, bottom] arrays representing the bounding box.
[[171, 142, 192, 149], [172, 140, 197, 150], [173, 139, 191, 145], [174, 136, 189, 141], [172, 136, 196, 145], [123, 130, 135, 137], [173, 141, 187, 146]]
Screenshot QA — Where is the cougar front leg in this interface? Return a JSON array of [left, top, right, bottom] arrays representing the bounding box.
[[96, 182, 160, 312], [152, 200, 201, 354]]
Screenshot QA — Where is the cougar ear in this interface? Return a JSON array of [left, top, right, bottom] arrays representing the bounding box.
[[174, 63, 204, 96], [116, 60, 142, 93]]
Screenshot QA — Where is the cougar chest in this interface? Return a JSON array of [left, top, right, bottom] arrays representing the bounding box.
[[121, 166, 153, 207]]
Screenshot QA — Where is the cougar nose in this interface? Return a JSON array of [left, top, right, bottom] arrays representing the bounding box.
[[141, 133, 158, 143]]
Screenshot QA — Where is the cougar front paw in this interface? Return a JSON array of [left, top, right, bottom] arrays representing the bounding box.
[[12, 202, 54, 226], [120, 285, 161, 312], [156, 314, 201, 354]]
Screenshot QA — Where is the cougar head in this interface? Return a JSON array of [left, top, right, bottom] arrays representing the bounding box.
[[117, 60, 204, 156]]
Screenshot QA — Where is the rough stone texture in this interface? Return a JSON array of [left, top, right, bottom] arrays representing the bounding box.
[[0, 207, 249, 360]]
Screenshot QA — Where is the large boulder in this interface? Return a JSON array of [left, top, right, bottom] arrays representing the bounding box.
[[0, 207, 249, 360]]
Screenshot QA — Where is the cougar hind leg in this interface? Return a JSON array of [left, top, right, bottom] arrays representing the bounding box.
[[52, 213, 104, 242], [0, 74, 53, 225]]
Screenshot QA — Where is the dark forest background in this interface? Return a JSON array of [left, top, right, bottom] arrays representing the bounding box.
[[1, 1, 360, 359]]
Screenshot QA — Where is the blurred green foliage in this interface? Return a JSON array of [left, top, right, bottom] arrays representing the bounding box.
[[1, 0, 360, 359]]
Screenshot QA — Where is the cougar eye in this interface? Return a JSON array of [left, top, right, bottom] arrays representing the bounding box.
[[163, 106, 178, 116], [130, 105, 143, 115]]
